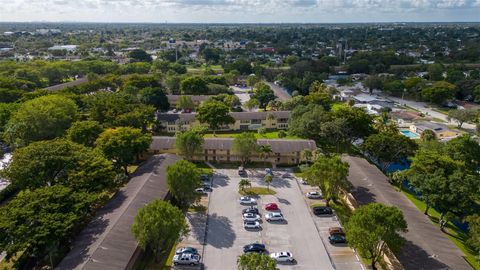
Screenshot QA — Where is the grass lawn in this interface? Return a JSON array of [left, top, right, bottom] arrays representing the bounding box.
[[239, 187, 276, 196], [127, 165, 139, 174], [401, 189, 479, 269], [188, 204, 207, 213], [330, 200, 353, 225], [138, 241, 177, 270], [204, 130, 301, 140]]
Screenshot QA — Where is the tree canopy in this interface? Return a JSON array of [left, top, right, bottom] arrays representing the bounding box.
[[346, 203, 408, 270], [237, 253, 278, 270], [131, 200, 188, 262], [166, 160, 202, 208], [196, 100, 235, 133], [67, 120, 104, 147], [175, 130, 204, 160], [232, 132, 258, 166]]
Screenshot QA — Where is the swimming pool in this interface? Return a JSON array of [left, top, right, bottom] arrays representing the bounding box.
[[400, 130, 420, 139]]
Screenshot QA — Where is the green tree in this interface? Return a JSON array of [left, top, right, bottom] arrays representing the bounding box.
[[258, 144, 273, 166], [237, 253, 278, 270], [4, 95, 77, 147], [428, 64, 444, 81], [180, 76, 208, 94], [175, 130, 204, 160], [139, 87, 170, 112], [346, 203, 408, 270], [197, 100, 235, 134], [465, 215, 480, 264], [253, 82, 276, 109], [176, 95, 195, 111], [362, 132, 417, 172], [304, 156, 350, 206], [113, 104, 156, 132], [0, 185, 98, 265], [239, 179, 251, 192], [447, 109, 477, 128], [129, 49, 152, 63], [420, 129, 436, 142], [421, 81, 456, 104], [246, 74, 260, 87], [95, 127, 152, 175], [232, 132, 258, 166], [264, 174, 273, 190], [444, 134, 480, 171], [166, 160, 201, 208], [288, 104, 330, 142], [2, 139, 116, 192], [131, 200, 188, 262], [363, 75, 384, 94], [245, 98, 260, 111], [67, 120, 104, 147]]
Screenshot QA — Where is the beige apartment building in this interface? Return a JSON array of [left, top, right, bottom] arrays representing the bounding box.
[[157, 111, 290, 133], [150, 136, 316, 165]]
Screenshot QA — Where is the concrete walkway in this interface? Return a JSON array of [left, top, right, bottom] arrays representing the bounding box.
[[344, 156, 473, 270]]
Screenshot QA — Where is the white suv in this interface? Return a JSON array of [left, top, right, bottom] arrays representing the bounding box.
[[265, 212, 284, 222], [270, 251, 295, 263], [173, 253, 201, 266]]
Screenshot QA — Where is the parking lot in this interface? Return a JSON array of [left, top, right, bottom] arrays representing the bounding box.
[[201, 168, 364, 270]]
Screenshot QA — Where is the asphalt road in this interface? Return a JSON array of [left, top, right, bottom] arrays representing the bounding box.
[[264, 81, 292, 101], [202, 168, 361, 270], [344, 155, 473, 270]]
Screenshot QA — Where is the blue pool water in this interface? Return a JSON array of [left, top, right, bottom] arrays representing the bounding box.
[[400, 130, 420, 139]]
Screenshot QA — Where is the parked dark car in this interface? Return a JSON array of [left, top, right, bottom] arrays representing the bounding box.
[[328, 227, 345, 236], [329, 234, 347, 244], [312, 206, 333, 216], [243, 207, 259, 215], [238, 166, 247, 176], [243, 243, 266, 253], [200, 174, 210, 182]]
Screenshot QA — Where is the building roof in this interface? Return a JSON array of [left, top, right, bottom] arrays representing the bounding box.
[[150, 136, 316, 153], [156, 111, 291, 123], [167, 95, 210, 103], [414, 121, 447, 131], [57, 154, 181, 270]]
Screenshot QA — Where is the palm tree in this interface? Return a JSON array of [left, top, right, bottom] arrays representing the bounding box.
[[258, 145, 273, 166], [264, 174, 273, 190], [239, 179, 251, 192]]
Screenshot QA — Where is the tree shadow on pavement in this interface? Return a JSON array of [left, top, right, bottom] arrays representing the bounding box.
[[212, 173, 229, 188], [205, 213, 236, 249], [397, 240, 451, 270], [351, 186, 377, 204]]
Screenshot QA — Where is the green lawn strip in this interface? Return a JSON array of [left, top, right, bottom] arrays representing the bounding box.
[[239, 187, 276, 196], [204, 131, 301, 140], [401, 190, 479, 269], [139, 239, 177, 270]]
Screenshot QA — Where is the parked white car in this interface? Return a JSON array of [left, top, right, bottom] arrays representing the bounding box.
[[239, 196, 257, 205], [306, 191, 322, 199], [270, 251, 295, 263], [173, 253, 201, 266], [243, 213, 261, 222], [265, 212, 284, 222], [244, 221, 261, 229]]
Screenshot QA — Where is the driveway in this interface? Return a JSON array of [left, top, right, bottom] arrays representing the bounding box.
[[264, 81, 292, 101], [202, 168, 362, 270], [344, 156, 473, 270]]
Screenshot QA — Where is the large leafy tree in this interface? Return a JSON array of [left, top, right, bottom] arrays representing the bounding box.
[[0, 185, 98, 264], [444, 134, 480, 171], [95, 127, 152, 175], [129, 49, 152, 63], [331, 105, 375, 143], [362, 132, 418, 172], [237, 253, 278, 270], [176, 95, 195, 111], [232, 132, 258, 166], [252, 82, 276, 109], [465, 215, 480, 264], [175, 130, 204, 160], [67, 120, 104, 147], [4, 95, 78, 147], [166, 160, 201, 208], [2, 139, 116, 192], [139, 87, 170, 112], [304, 156, 350, 206], [180, 76, 208, 94], [131, 200, 188, 262], [197, 100, 234, 134], [288, 104, 330, 141], [421, 81, 456, 104], [447, 109, 478, 128], [346, 203, 407, 270]]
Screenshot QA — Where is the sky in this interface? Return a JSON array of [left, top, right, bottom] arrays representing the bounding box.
[[0, 0, 479, 23]]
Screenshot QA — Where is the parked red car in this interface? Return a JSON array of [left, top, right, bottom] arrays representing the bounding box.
[[265, 203, 279, 211]]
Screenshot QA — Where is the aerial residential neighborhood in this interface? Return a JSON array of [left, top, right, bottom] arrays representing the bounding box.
[[0, 2, 480, 270]]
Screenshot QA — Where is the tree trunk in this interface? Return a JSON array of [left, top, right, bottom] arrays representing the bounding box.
[[154, 248, 162, 263], [424, 204, 430, 216], [325, 197, 331, 207], [124, 165, 129, 176]]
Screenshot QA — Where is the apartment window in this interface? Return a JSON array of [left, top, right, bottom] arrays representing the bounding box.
[[251, 119, 261, 124], [240, 120, 250, 124]]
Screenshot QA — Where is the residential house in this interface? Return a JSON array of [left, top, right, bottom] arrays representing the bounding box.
[[57, 154, 181, 270], [157, 111, 291, 133], [149, 136, 317, 165], [409, 122, 461, 140]]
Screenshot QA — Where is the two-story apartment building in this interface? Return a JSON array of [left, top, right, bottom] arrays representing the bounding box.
[[166, 95, 210, 109], [157, 111, 291, 133], [149, 136, 316, 165]]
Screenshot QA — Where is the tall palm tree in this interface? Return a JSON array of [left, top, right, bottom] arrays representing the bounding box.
[[258, 145, 273, 166], [264, 174, 273, 190]]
